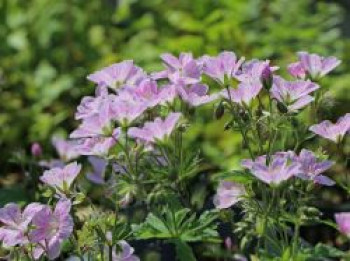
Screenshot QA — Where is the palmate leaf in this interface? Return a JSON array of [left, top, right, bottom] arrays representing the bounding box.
[[132, 207, 219, 261], [132, 207, 219, 243], [300, 243, 346, 260], [172, 239, 196, 261]]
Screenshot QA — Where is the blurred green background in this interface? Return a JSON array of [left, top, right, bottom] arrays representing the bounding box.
[[0, 0, 349, 175]]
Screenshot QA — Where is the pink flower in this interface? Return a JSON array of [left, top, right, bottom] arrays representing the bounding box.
[[271, 76, 319, 112], [39, 160, 65, 169], [0, 203, 44, 247], [77, 136, 117, 157], [40, 162, 81, 193], [309, 113, 350, 143], [177, 84, 219, 107], [52, 136, 80, 162], [110, 91, 148, 126], [153, 53, 201, 85], [129, 78, 166, 108], [76, 128, 120, 157], [202, 51, 245, 84], [219, 60, 278, 104], [242, 153, 300, 185], [289, 52, 341, 79], [113, 240, 140, 261], [335, 213, 350, 237], [30, 199, 74, 260], [87, 61, 146, 90], [31, 143, 42, 157], [293, 149, 334, 186], [287, 62, 306, 79], [75, 86, 109, 120], [221, 81, 262, 105], [213, 181, 245, 209], [128, 113, 181, 144], [70, 98, 117, 139], [86, 156, 107, 184], [235, 60, 278, 84]]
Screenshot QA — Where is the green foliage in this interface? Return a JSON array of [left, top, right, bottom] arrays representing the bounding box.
[[0, 0, 348, 173], [214, 170, 255, 185], [301, 243, 346, 260], [132, 207, 219, 261], [132, 207, 219, 243], [172, 239, 196, 261], [274, 243, 346, 261]]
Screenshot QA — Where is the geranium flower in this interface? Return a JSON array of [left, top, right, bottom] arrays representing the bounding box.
[[40, 162, 81, 193], [113, 240, 140, 261], [86, 156, 107, 184], [335, 213, 350, 237], [293, 149, 334, 186], [70, 98, 117, 139], [103, 232, 140, 261], [242, 153, 300, 185], [75, 86, 109, 120], [30, 199, 74, 260], [153, 53, 201, 85], [0, 203, 43, 247], [235, 59, 278, 84], [76, 131, 119, 157], [213, 181, 246, 209], [271, 76, 319, 112], [177, 84, 218, 107], [128, 113, 181, 144], [129, 78, 163, 108], [87, 61, 146, 90], [288, 52, 341, 79], [287, 62, 306, 79], [309, 113, 350, 143], [220, 81, 262, 106], [202, 51, 244, 84], [110, 91, 148, 126], [52, 136, 80, 162]]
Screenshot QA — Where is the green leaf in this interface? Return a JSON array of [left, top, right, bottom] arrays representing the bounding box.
[[216, 170, 255, 184], [300, 243, 345, 260], [173, 240, 196, 261], [132, 207, 219, 243]]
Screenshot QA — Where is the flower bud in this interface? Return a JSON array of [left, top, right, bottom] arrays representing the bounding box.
[[276, 101, 288, 114], [261, 65, 273, 90], [214, 101, 225, 120], [31, 142, 42, 157], [224, 237, 232, 251]]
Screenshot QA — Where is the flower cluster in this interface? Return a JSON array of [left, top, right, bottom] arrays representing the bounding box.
[[288, 52, 341, 80], [0, 200, 72, 260], [2, 50, 349, 260]]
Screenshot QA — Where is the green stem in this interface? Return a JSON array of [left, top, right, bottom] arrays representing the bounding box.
[[292, 221, 300, 257], [247, 106, 263, 154], [109, 245, 113, 261], [225, 87, 255, 159]]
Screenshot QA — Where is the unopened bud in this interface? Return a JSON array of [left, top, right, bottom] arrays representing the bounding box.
[[261, 65, 273, 90], [214, 101, 225, 120], [277, 102, 288, 114], [31, 143, 42, 157], [224, 237, 232, 251]]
